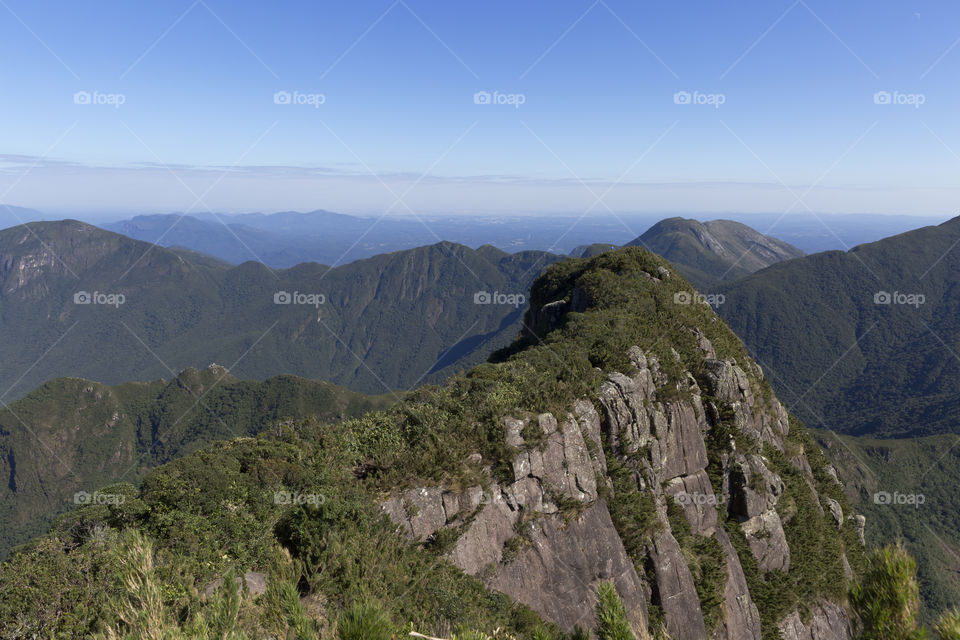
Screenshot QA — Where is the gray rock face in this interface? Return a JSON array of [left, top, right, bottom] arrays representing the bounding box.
[[742, 509, 791, 573], [665, 469, 718, 536], [649, 530, 709, 640], [825, 497, 844, 529], [715, 527, 763, 640], [380, 345, 856, 639], [486, 502, 649, 632], [778, 601, 852, 640]]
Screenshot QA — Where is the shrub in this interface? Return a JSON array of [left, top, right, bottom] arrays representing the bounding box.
[[595, 581, 636, 640], [851, 543, 928, 640], [336, 601, 394, 640], [936, 610, 960, 640]]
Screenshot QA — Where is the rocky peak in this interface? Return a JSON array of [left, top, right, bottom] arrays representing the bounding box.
[[382, 335, 860, 639]]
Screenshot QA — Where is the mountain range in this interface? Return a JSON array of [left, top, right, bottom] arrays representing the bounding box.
[[717, 216, 960, 438], [3, 213, 960, 630], [87, 209, 952, 266], [0, 220, 561, 399], [0, 246, 862, 640]]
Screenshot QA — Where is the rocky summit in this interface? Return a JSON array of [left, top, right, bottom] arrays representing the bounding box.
[[0, 247, 862, 640]]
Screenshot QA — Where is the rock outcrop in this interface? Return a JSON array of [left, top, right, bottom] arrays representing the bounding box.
[[382, 340, 857, 638]]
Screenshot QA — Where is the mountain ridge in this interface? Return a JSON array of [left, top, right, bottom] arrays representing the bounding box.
[[0, 220, 561, 399], [0, 246, 862, 640], [630, 217, 805, 288]]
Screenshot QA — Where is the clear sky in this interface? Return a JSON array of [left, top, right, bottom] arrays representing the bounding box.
[[0, 0, 958, 217]]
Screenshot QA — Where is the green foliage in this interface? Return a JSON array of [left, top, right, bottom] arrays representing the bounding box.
[[605, 453, 662, 567], [0, 370, 392, 560], [935, 610, 960, 640], [0, 244, 871, 640], [0, 222, 562, 401], [595, 582, 636, 640], [717, 218, 960, 438], [336, 601, 394, 640], [851, 543, 929, 640], [815, 429, 960, 621]]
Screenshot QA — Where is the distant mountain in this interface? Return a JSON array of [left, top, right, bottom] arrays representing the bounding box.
[[0, 366, 392, 558], [629, 217, 805, 288], [568, 243, 619, 258], [728, 212, 953, 254], [703, 216, 960, 619], [716, 216, 960, 438], [0, 205, 48, 230], [101, 211, 650, 267], [0, 220, 562, 398], [102, 211, 433, 267]]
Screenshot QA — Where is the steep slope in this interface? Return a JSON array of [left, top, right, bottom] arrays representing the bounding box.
[[716, 215, 960, 438], [0, 220, 561, 398], [0, 367, 392, 558], [813, 429, 960, 624], [630, 218, 805, 288], [0, 248, 862, 640]]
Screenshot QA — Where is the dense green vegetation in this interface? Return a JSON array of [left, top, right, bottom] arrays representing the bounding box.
[[0, 367, 393, 559], [851, 543, 960, 640], [815, 429, 960, 623], [714, 217, 960, 619], [0, 246, 865, 639], [0, 220, 561, 398], [717, 216, 960, 438]]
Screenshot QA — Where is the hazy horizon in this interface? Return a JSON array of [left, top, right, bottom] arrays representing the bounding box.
[[2, 0, 959, 216]]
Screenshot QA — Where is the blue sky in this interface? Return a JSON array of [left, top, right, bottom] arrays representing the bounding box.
[[0, 0, 958, 217]]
